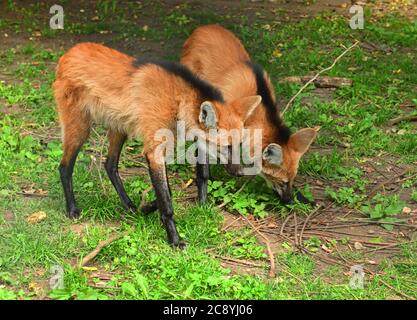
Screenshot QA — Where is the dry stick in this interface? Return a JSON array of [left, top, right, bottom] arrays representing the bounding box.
[[240, 214, 276, 278], [206, 222, 265, 253], [275, 261, 306, 286], [221, 216, 242, 232], [346, 217, 417, 230], [334, 251, 415, 300], [395, 173, 417, 184], [80, 231, 128, 267], [282, 41, 359, 114], [328, 241, 416, 300], [17, 192, 48, 198], [368, 167, 410, 198], [279, 76, 353, 88], [293, 213, 299, 248], [299, 204, 324, 246], [140, 186, 154, 208], [303, 228, 395, 240], [216, 255, 266, 268], [388, 114, 417, 126], [304, 244, 415, 300], [177, 195, 198, 202], [263, 227, 399, 249], [376, 277, 415, 300], [280, 223, 415, 300], [280, 213, 294, 235], [364, 240, 417, 254]]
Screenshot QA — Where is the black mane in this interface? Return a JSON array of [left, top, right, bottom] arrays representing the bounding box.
[[132, 58, 224, 103], [246, 61, 291, 144]]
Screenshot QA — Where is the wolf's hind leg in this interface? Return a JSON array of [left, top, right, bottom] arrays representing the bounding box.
[[57, 88, 91, 219], [105, 129, 137, 212]]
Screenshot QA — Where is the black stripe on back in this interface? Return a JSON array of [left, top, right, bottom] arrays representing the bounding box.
[[132, 58, 224, 103], [246, 61, 291, 145]]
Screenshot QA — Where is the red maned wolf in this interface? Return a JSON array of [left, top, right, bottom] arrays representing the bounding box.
[[53, 43, 261, 247], [181, 25, 318, 204]]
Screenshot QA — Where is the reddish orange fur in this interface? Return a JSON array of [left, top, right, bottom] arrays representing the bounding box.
[[181, 25, 317, 193], [53, 42, 259, 164]]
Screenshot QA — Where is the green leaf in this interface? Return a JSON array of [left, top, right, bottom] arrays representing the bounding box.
[[49, 288, 73, 300], [121, 282, 138, 297]]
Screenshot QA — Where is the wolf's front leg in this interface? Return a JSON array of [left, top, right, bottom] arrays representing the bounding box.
[[146, 152, 185, 248], [196, 144, 210, 204]]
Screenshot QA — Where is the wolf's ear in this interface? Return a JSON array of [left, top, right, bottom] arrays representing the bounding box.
[[263, 143, 283, 165], [233, 95, 262, 122], [290, 128, 318, 155], [199, 101, 218, 129]]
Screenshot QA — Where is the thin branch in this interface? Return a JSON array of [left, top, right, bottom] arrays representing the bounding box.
[[282, 41, 359, 114], [279, 76, 352, 88], [80, 232, 128, 267], [140, 186, 154, 208], [216, 255, 266, 268], [388, 114, 417, 126], [280, 212, 294, 235], [368, 168, 410, 198], [299, 204, 324, 246], [240, 214, 276, 278]]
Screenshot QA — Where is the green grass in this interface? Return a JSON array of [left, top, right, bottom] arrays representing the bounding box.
[[0, 2, 416, 300]]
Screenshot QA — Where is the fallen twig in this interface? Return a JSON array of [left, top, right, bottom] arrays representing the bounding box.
[[80, 231, 128, 267], [216, 255, 266, 268], [279, 76, 352, 88], [388, 114, 417, 126], [376, 277, 415, 300], [240, 214, 276, 278], [205, 229, 256, 253], [364, 240, 417, 254], [293, 213, 299, 248], [17, 192, 48, 198], [282, 41, 359, 114], [140, 186, 154, 208], [280, 213, 294, 235], [299, 204, 324, 246], [368, 168, 410, 198]]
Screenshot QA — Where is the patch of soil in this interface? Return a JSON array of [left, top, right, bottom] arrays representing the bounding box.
[[3, 210, 16, 222], [68, 222, 90, 237]]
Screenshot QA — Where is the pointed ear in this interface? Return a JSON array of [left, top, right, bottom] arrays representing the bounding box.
[[233, 95, 262, 122], [199, 101, 218, 129], [290, 128, 318, 154], [263, 143, 283, 165]]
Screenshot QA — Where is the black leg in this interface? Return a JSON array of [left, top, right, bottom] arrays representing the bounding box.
[[196, 163, 209, 204], [146, 153, 185, 248], [140, 200, 158, 214], [224, 145, 244, 176], [296, 190, 316, 206], [59, 150, 81, 219], [196, 145, 210, 204], [105, 130, 136, 212]]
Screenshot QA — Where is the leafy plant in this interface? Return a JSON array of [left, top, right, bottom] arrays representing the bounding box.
[[411, 190, 417, 203], [325, 186, 364, 206], [361, 194, 405, 230], [208, 179, 271, 218]]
